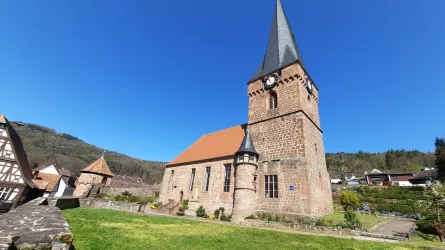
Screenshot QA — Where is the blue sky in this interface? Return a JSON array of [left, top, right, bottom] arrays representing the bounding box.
[[1, 0, 444, 162]]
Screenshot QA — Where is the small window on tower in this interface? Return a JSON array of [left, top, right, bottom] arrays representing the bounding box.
[[269, 91, 278, 110]]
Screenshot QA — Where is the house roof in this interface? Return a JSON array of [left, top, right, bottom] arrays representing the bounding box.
[[33, 172, 61, 192], [31, 179, 49, 190], [249, 0, 304, 83], [59, 169, 71, 177], [81, 156, 113, 177], [167, 124, 247, 166], [366, 172, 413, 177], [410, 169, 439, 180], [0, 114, 34, 187]]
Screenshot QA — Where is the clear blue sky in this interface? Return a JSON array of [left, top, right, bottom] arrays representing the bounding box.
[[1, 0, 444, 162]]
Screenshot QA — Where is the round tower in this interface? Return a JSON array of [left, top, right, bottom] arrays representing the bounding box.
[[232, 130, 259, 223]]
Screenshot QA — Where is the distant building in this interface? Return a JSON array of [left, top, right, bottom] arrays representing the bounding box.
[[409, 169, 439, 186], [365, 172, 414, 186], [73, 156, 113, 197], [0, 114, 35, 212], [32, 164, 76, 197], [331, 179, 342, 184]]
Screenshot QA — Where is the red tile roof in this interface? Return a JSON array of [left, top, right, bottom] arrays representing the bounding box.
[[167, 124, 247, 166], [32, 179, 49, 190], [81, 157, 113, 177], [33, 173, 61, 192]]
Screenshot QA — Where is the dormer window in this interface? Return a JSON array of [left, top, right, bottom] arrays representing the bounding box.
[[269, 91, 278, 110]]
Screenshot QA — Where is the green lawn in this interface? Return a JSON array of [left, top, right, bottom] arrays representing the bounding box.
[[321, 210, 388, 228], [61, 208, 420, 250]]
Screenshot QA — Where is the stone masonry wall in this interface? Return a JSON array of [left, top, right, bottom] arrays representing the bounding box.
[[100, 186, 157, 197], [73, 172, 106, 197], [0, 197, 73, 250], [246, 62, 332, 218], [79, 198, 143, 213], [254, 159, 312, 216], [248, 63, 320, 128], [303, 115, 334, 216], [159, 158, 236, 214]]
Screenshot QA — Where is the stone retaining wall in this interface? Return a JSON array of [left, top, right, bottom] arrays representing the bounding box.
[[79, 198, 146, 213], [0, 197, 73, 250], [241, 219, 357, 236], [100, 186, 158, 197]]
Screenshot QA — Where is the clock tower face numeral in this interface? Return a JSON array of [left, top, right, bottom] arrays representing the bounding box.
[[263, 73, 280, 90]]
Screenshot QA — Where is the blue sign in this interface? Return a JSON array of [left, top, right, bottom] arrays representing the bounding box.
[[289, 186, 295, 191]]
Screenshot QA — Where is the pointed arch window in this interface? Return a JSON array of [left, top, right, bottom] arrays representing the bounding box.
[[269, 91, 278, 110]]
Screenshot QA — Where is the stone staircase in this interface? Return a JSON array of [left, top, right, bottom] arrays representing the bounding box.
[[158, 199, 180, 215], [88, 185, 101, 197]]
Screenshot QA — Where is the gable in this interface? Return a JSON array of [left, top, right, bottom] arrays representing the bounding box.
[[0, 116, 33, 186], [167, 124, 247, 166], [38, 165, 60, 175]]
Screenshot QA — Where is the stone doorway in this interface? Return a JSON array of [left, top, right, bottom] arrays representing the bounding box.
[[179, 191, 183, 203]]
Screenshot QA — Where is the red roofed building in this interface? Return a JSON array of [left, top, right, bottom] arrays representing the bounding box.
[[159, 0, 333, 221], [73, 156, 114, 197]]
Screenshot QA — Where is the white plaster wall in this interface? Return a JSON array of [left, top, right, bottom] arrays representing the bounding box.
[[394, 181, 413, 187], [54, 178, 67, 197], [8, 188, 19, 201], [39, 165, 59, 175]]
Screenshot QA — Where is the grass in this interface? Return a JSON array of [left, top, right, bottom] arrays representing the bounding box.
[[62, 208, 420, 250], [321, 210, 388, 228]]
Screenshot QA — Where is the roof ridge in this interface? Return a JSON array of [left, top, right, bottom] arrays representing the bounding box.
[[205, 124, 247, 136]]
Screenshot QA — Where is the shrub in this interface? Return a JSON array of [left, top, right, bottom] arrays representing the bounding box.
[[245, 215, 257, 219], [94, 193, 107, 199], [121, 191, 132, 196], [340, 190, 360, 211], [214, 207, 225, 219], [196, 206, 206, 217], [315, 218, 329, 227], [178, 200, 189, 214], [343, 210, 364, 230]]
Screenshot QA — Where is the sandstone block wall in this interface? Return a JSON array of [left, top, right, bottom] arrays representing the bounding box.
[[247, 63, 320, 127], [159, 158, 236, 214], [100, 186, 158, 197], [0, 197, 73, 250]]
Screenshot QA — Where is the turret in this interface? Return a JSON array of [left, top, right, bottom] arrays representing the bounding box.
[[231, 130, 259, 222]]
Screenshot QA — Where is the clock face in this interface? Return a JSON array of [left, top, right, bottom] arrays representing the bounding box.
[[306, 76, 313, 94], [263, 73, 280, 90]]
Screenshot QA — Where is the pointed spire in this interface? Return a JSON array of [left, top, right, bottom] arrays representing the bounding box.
[[237, 130, 258, 155], [249, 0, 304, 83]]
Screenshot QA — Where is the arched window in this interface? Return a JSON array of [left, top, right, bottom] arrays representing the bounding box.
[[269, 91, 278, 110]]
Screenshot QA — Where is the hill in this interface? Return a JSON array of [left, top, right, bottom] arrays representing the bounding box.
[[15, 123, 166, 184], [326, 150, 436, 181], [14, 122, 435, 184]]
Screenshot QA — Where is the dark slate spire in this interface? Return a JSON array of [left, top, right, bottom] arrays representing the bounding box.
[[237, 130, 258, 155], [249, 0, 304, 83]]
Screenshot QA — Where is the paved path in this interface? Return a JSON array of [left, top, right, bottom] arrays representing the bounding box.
[[371, 217, 415, 237]]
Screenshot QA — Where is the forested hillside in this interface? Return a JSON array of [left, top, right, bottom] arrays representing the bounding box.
[[13, 122, 435, 185], [326, 150, 435, 181], [15, 123, 166, 184]]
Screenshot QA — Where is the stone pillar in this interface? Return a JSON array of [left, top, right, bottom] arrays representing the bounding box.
[[232, 152, 258, 223]]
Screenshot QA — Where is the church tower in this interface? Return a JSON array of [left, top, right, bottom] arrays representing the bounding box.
[[247, 0, 333, 217]]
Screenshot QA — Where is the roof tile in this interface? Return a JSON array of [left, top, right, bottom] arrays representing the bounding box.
[[168, 124, 247, 166]]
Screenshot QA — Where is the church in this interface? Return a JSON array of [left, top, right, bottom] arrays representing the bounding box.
[[159, 0, 333, 221]]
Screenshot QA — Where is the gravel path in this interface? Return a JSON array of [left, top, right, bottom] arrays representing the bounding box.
[[371, 217, 415, 236]]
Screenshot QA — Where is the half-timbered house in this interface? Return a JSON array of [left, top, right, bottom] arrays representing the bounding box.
[[0, 114, 34, 212]]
